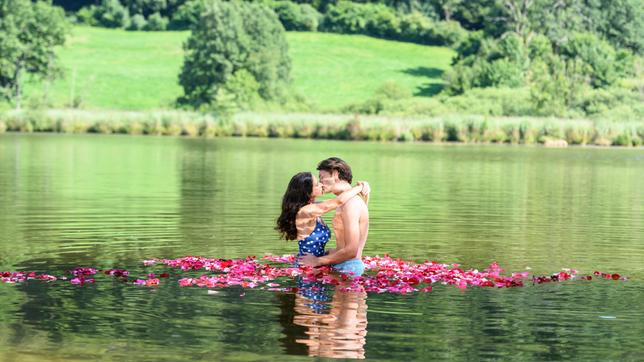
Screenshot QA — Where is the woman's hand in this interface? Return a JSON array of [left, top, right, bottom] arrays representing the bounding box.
[[356, 181, 370, 197]]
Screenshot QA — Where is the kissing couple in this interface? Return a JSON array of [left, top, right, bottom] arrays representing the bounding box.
[[276, 157, 370, 277]]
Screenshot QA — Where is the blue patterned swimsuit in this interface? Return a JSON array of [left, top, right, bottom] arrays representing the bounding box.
[[297, 217, 332, 313], [298, 217, 331, 256]]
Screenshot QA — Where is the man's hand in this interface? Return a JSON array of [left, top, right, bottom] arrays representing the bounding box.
[[299, 253, 321, 267]]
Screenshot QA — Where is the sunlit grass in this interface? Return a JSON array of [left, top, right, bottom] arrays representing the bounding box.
[[22, 27, 454, 111], [287, 32, 454, 110], [26, 26, 187, 110]]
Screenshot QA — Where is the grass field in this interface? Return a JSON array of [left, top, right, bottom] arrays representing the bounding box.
[[25, 27, 187, 110], [288, 32, 454, 110], [22, 26, 454, 111]]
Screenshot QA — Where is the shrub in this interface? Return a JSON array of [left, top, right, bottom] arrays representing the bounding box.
[[76, 6, 98, 25], [94, 0, 130, 28], [127, 14, 147, 30], [270, 1, 320, 31], [168, 0, 205, 30], [372, 11, 468, 46], [426, 20, 467, 47], [399, 11, 433, 43], [380, 98, 448, 117], [322, 2, 400, 38], [89, 120, 115, 134], [573, 86, 644, 120], [442, 88, 532, 116], [560, 32, 620, 88], [144, 12, 168, 31], [375, 81, 412, 100]]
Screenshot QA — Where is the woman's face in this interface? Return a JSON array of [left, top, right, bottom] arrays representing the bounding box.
[[310, 175, 323, 199]]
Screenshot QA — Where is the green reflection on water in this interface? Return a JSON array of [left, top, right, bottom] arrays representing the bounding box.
[[0, 134, 642, 361]]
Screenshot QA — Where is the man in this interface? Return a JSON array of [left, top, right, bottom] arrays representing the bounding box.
[[299, 157, 369, 276]]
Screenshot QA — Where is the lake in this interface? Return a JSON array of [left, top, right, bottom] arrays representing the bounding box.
[[0, 133, 642, 361]]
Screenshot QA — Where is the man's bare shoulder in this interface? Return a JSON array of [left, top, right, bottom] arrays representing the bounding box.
[[344, 196, 367, 211]]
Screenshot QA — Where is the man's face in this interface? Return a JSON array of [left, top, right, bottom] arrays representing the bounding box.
[[318, 170, 335, 194]]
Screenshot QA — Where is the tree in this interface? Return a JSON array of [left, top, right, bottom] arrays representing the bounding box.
[[499, 0, 535, 45], [126, 0, 167, 17], [291, 0, 338, 12], [0, 0, 68, 109], [433, 0, 462, 21], [583, 0, 644, 55], [52, 0, 94, 12], [270, 2, 320, 31], [449, 0, 496, 30], [177, 0, 291, 110], [529, 55, 589, 116], [560, 32, 620, 88], [94, 0, 130, 28]]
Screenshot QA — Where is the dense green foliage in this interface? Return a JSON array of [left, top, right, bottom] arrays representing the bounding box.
[[320, 2, 467, 46], [436, 0, 644, 118], [345, 85, 644, 121], [177, 0, 291, 111], [269, 1, 321, 31], [71, 0, 190, 30], [0, 0, 68, 109], [69, 0, 468, 47]]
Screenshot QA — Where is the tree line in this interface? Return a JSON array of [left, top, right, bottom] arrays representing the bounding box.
[[55, 0, 643, 54]]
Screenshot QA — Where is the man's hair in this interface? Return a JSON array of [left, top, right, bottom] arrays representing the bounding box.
[[317, 157, 352, 183]]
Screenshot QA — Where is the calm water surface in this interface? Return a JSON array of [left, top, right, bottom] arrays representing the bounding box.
[[0, 134, 643, 361]]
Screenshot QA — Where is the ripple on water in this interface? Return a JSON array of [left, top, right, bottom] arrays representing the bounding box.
[[0, 135, 642, 361]]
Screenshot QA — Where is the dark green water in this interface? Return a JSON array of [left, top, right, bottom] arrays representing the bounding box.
[[0, 134, 642, 361]]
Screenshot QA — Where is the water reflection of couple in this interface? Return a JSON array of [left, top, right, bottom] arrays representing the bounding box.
[[276, 157, 370, 358], [277, 285, 368, 359]]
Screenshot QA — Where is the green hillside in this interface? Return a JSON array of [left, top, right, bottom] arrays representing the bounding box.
[[288, 32, 454, 110], [23, 26, 454, 111]]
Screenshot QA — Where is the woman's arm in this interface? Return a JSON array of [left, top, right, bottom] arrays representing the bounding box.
[[299, 182, 368, 218], [359, 182, 370, 205]]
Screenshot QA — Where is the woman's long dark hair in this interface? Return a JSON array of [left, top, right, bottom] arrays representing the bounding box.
[[276, 172, 313, 240]]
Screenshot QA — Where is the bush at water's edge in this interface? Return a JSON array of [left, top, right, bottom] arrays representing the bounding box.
[[0, 110, 642, 147]]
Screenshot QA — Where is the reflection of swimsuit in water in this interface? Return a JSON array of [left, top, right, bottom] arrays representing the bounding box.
[[297, 218, 331, 312], [297, 278, 330, 314]]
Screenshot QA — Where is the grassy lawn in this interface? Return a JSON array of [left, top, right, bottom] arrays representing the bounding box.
[[22, 26, 454, 111], [26, 26, 187, 110], [288, 32, 454, 110]]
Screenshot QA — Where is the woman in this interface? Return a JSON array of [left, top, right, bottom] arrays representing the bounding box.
[[276, 172, 368, 258]]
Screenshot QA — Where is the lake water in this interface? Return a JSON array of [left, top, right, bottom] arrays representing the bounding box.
[[0, 134, 642, 361]]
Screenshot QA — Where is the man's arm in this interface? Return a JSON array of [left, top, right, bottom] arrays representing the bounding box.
[[301, 199, 360, 267]]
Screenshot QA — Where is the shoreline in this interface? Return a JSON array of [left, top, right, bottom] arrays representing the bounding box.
[[1, 109, 642, 147]]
